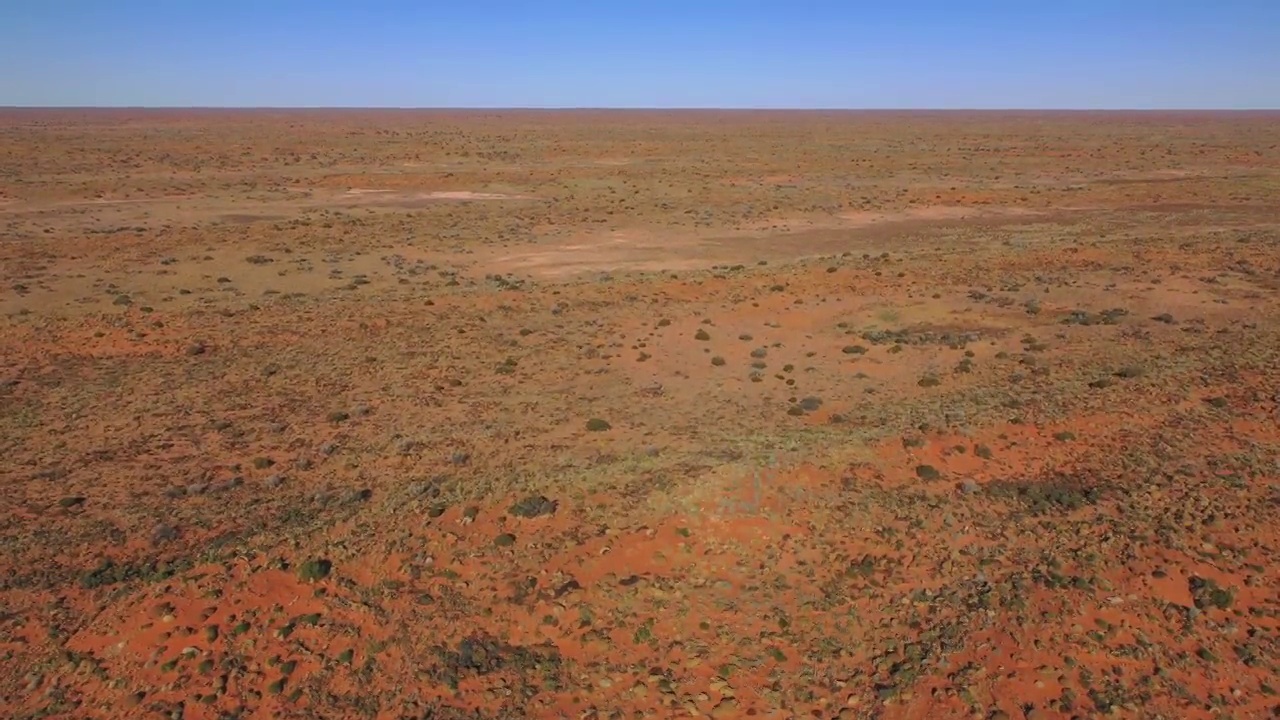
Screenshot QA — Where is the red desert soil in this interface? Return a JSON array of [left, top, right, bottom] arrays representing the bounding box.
[[1, 109, 1278, 719]]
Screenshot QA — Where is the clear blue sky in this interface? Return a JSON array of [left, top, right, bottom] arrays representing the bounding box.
[[2, 1, 1277, 108]]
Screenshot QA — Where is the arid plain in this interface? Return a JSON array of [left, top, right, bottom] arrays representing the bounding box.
[[1, 110, 1278, 719]]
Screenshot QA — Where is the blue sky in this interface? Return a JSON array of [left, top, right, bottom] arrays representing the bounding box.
[[1, 1, 1277, 108]]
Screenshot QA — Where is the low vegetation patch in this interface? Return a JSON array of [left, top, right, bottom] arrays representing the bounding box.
[[986, 473, 1105, 515]]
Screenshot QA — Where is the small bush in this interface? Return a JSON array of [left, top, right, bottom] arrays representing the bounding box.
[[1114, 365, 1145, 379], [510, 495, 557, 518], [915, 465, 941, 481], [1189, 576, 1234, 611], [297, 559, 332, 582], [986, 474, 1103, 514]]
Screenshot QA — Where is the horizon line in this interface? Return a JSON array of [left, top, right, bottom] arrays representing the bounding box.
[[2, 106, 1279, 113]]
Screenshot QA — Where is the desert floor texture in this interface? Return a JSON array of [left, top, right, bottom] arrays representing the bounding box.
[[1, 109, 1278, 719]]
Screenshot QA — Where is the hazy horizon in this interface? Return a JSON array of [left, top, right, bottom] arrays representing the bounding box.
[[3, 1, 1278, 109], [4, 107, 1280, 112]]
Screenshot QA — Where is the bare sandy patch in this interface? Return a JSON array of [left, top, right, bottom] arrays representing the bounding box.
[[478, 230, 723, 278], [75, 195, 201, 206], [339, 188, 535, 203], [836, 204, 1042, 225], [732, 204, 1048, 236], [424, 190, 530, 200], [469, 206, 1059, 279]]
